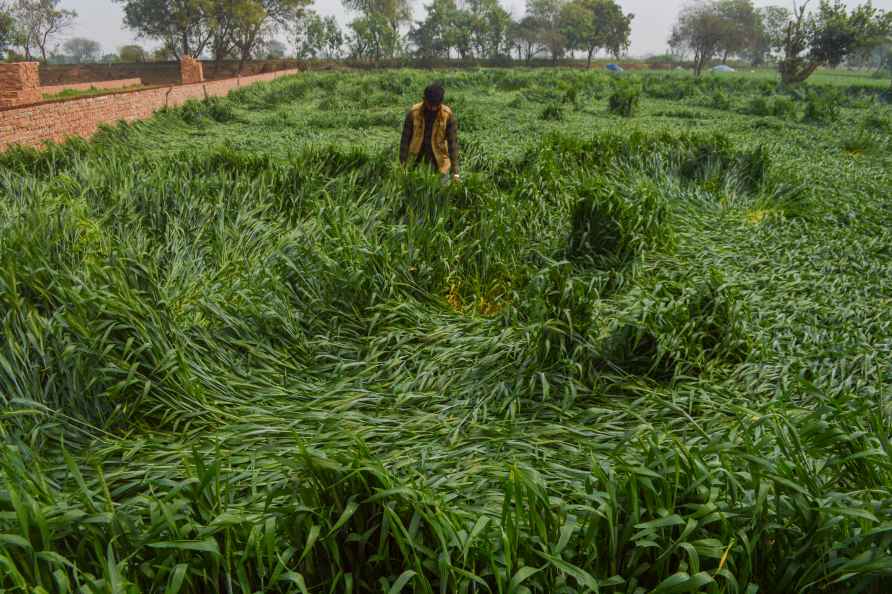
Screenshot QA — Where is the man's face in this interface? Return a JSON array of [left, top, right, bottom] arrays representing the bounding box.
[[423, 99, 441, 112]]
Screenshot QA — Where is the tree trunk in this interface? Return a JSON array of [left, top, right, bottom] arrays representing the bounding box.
[[38, 30, 50, 63], [587, 47, 594, 68], [238, 47, 250, 76], [779, 58, 819, 86]]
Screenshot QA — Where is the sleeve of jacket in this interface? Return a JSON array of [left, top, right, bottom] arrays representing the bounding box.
[[399, 111, 413, 164], [447, 113, 459, 174]]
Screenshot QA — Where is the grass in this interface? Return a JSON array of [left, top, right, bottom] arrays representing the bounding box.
[[1, 68, 892, 593], [41, 84, 147, 102]]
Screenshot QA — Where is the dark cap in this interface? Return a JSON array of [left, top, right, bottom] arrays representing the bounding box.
[[424, 82, 445, 104]]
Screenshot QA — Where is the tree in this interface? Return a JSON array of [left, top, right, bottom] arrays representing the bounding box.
[[561, 0, 632, 67], [11, 0, 77, 61], [410, 0, 458, 59], [751, 5, 791, 64], [450, 8, 474, 58], [779, 0, 892, 85], [467, 0, 511, 59], [320, 15, 344, 58], [295, 12, 343, 59], [63, 36, 100, 63], [510, 15, 545, 62], [152, 44, 176, 60], [295, 12, 323, 58], [212, 0, 310, 70], [0, 3, 15, 58], [527, 0, 565, 63], [348, 12, 402, 59], [151, 44, 177, 60], [343, 0, 411, 60], [116, 0, 213, 58], [119, 44, 146, 62], [715, 0, 759, 63], [669, 1, 728, 76], [100, 52, 119, 62]]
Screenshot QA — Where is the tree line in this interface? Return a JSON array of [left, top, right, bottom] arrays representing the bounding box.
[[0, 0, 889, 86], [669, 0, 891, 83], [100, 0, 634, 68]]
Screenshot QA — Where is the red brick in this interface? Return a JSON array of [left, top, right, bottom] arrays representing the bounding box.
[[0, 62, 41, 108], [180, 57, 204, 85], [0, 69, 299, 150]]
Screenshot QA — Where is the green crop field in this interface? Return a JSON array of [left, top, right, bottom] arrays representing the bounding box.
[[1, 68, 891, 593]]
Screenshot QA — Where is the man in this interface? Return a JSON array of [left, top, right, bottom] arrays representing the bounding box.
[[399, 82, 460, 182]]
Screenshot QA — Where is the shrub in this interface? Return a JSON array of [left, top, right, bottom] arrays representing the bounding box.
[[568, 173, 669, 265], [747, 96, 772, 116], [494, 73, 531, 91], [179, 97, 237, 125], [317, 96, 346, 111], [608, 82, 641, 117], [803, 92, 840, 124], [771, 95, 798, 119], [507, 94, 526, 109], [540, 103, 564, 121], [841, 129, 881, 155], [644, 78, 690, 100], [230, 76, 309, 108], [562, 86, 579, 108], [862, 110, 891, 134], [710, 90, 732, 110], [747, 96, 797, 119], [602, 269, 749, 378], [524, 84, 562, 104]]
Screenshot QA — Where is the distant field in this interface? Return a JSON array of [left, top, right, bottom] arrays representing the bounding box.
[[1, 69, 891, 593], [724, 66, 891, 87], [41, 84, 147, 101]]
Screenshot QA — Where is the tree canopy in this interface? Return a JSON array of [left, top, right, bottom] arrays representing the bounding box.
[[62, 36, 100, 63], [119, 44, 146, 62], [670, 1, 731, 76], [11, 0, 76, 61], [295, 12, 343, 59], [779, 0, 891, 84], [115, 0, 309, 65], [410, 0, 510, 60], [561, 0, 633, 67]]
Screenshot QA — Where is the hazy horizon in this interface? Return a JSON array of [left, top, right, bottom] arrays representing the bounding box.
[[63, 0, 892, 59]]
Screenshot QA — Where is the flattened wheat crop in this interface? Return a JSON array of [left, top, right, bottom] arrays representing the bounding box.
[[1, 68, 892, 593]]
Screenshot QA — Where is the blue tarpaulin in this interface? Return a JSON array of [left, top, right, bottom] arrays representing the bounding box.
[[607, 64, 624, 73]]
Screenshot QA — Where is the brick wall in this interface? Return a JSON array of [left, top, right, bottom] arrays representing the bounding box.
[[180, 57, 204, 84], [0, 69, 300, 151], [40, 60, 304, 86], [40, 78, 144, 96], [0, 62, 41, 108]]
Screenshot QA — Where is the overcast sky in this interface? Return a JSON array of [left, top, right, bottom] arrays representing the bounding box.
[[64, 0, 892, 58]]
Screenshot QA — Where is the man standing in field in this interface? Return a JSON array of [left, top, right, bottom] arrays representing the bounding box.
[[400, 82, 461, 183]]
